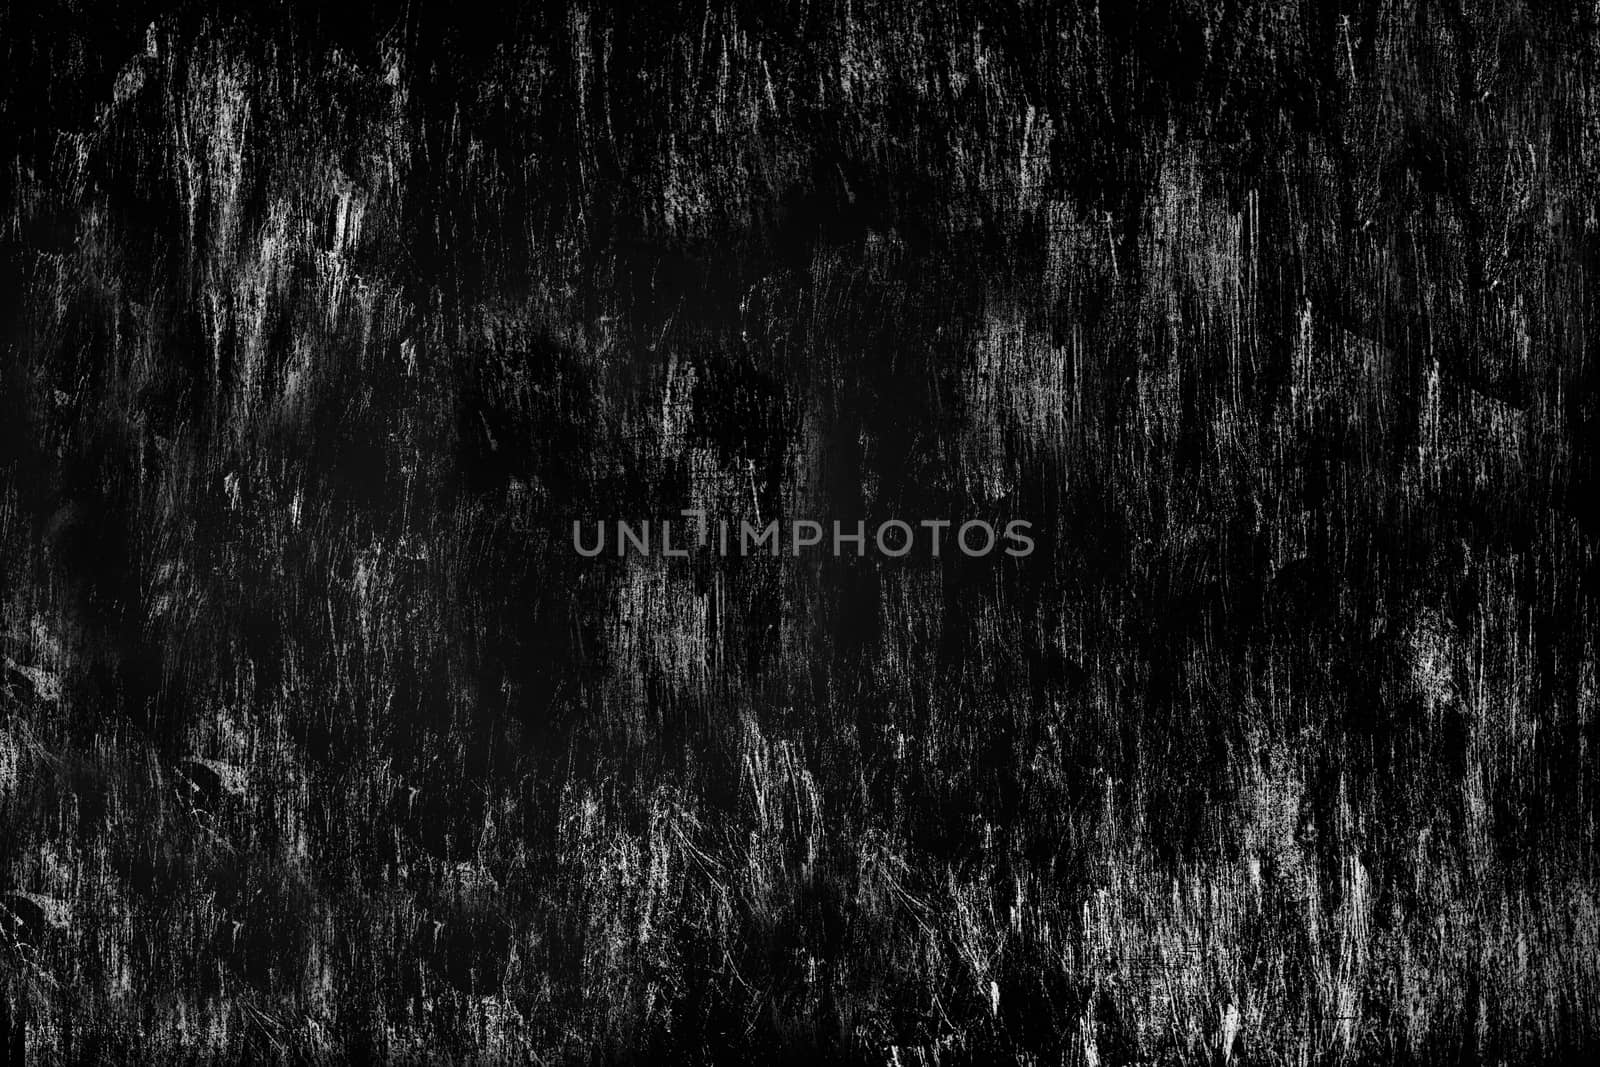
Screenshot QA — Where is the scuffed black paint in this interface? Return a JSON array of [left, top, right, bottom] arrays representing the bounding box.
[[4, 1, 1600, 1062]]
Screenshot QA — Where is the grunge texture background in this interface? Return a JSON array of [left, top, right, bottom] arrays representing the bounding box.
[[3, 1, 1600, 1062]]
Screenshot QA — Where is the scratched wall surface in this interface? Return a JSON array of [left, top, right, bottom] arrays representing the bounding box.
[[2, 1, 1599, 1063]]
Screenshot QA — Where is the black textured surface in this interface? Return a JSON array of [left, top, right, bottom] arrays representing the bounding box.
[[3, 2, 1600, 1062]]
